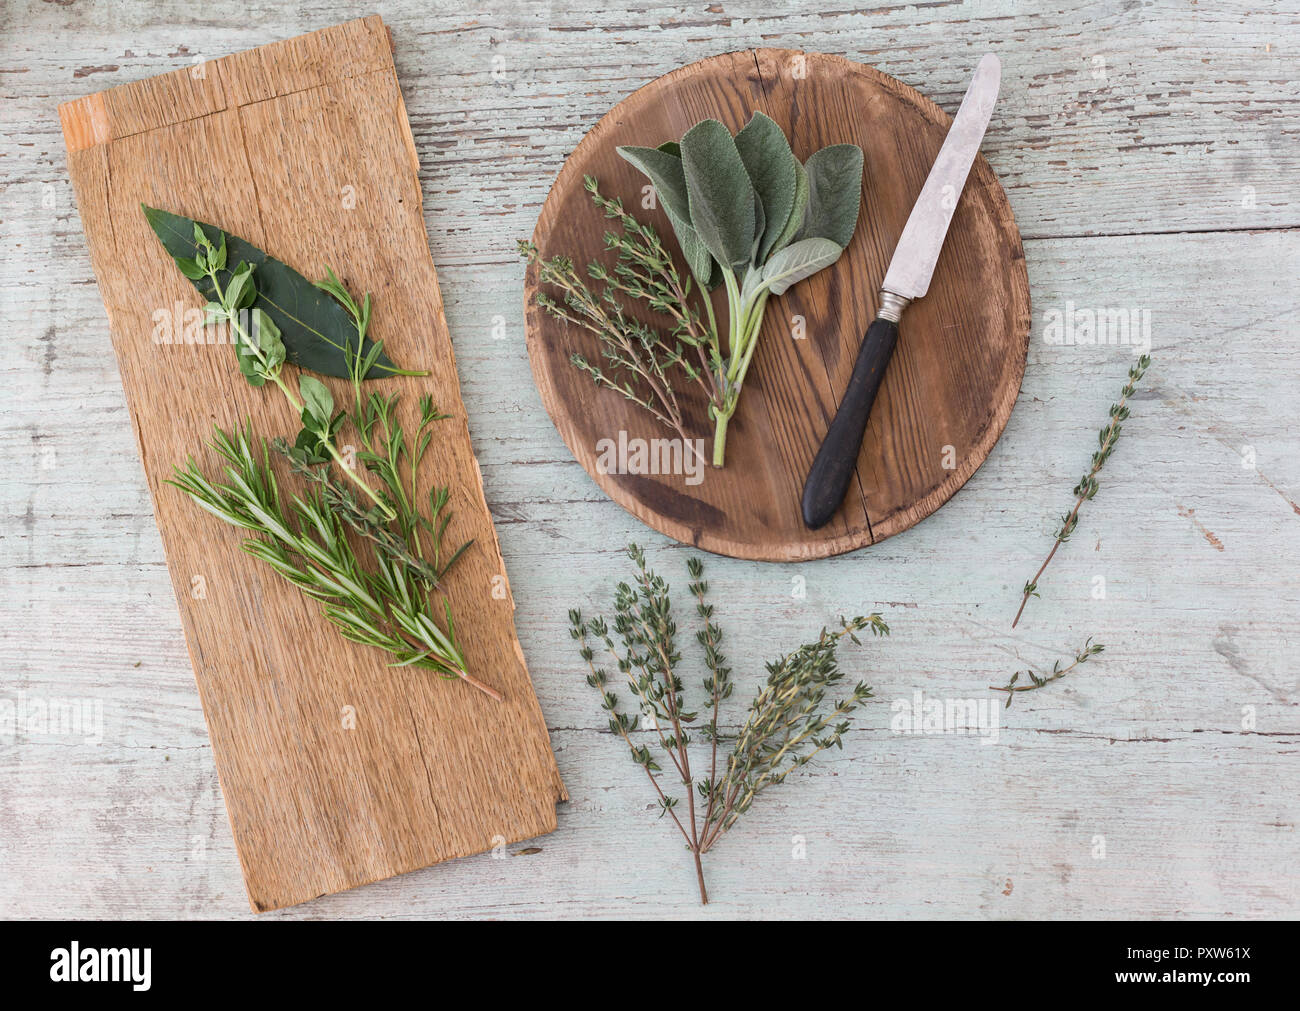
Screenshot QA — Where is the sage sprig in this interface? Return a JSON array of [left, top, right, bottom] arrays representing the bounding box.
[[1012, 355, 1152, 628], [570, 545, 886, 903], [990, 638, 1104, 708], [526, 112, 864, 467], [621, 114, 863, 465]]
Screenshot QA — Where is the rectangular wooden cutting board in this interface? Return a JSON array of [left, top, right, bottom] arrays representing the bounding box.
[[59, 15, 565, 912]]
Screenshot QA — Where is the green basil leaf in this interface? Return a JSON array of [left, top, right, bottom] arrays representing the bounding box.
[[679, 120, 755, 272], [234, 332, 266, 387], [142, 204, 400, 380], [795, 144, 864, 248], [298, 375, 334, 430], [734, 111, 797, 264], [225, 261, 253, 311], [291, 425, 332, 465], [762, 236, 843, 296], [174, 256, 205, 280]]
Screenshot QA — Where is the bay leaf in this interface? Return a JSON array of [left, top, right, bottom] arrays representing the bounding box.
[[142, 205, 400, 380]]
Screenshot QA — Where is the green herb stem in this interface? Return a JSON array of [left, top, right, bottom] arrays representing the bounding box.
[[990, 639, 1105, 708]]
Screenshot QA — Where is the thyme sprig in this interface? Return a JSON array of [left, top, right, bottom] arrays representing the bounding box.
[[990, 638, 1105, 708], [570, 544, 886, 903], [520, 179, 718, 468], [1013, 355, 1151, 628]]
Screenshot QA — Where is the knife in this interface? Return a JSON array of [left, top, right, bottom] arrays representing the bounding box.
[[801, 54, 1002, 530]]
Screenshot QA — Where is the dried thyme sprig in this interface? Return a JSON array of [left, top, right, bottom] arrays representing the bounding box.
[[520, 177, 719, 468], [1012, 355, 1151, 628], [571, 544, 886, 904], [990, 638, 1105, 708]]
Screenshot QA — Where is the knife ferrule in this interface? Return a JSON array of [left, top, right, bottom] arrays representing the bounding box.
[[877, 290, 911, 323]]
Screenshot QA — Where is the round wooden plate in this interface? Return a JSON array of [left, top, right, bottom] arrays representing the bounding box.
[[525, 49, 1030, 561]]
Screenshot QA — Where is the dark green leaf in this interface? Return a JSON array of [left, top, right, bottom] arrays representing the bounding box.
[[142, 204, 401, 379], [174, 257, 204, 280]]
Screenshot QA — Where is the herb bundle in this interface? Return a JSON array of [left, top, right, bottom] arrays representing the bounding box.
[[1013, 355, 1151, 627], [146, 208, 497, 701], [524, 113, 864, 467], [570, 545, 886, 903]]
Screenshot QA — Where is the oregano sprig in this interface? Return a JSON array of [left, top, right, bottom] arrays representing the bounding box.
[[187, 224, 395, 521], [571, 545, 886, 903], [1013, 355, 1151, 627]]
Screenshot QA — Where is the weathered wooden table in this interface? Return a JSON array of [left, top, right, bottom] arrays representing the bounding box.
[[2, 0, 1296, 919]]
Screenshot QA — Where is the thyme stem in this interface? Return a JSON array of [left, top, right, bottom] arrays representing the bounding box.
[[1013, 355, 1151, 628]]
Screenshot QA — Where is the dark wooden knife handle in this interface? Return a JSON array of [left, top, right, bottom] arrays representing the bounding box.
[[801, 316, 899, 529]]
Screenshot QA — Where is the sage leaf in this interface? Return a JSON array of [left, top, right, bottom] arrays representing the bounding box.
[[762, 236, 843, 296], [763, 159, 809, 263], [617, 145, 692, 224], [617, 145, 718, 287], [795, 144, 864, 248], [679, 120, 755, 272], [733, 111, 797, 264], [143, 204, 399, 380]]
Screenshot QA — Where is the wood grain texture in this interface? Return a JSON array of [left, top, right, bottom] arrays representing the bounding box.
[[56, 15, 564, 912], [524, 50, 1030, 560], [2, 0, 1297, 920]]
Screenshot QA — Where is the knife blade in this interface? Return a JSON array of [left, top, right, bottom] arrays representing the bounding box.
[[801, 54, 1003, 530]]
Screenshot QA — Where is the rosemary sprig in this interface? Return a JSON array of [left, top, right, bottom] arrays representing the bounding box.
[[990, 638, 1104, 708], [170, 422, 500, 701], [571, 544, 886, 903], [1013, 355, 1151, 628]]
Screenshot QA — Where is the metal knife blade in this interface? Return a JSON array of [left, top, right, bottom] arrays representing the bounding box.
[[800, 54, 1003, 530], [880, 53, 1002, 302]]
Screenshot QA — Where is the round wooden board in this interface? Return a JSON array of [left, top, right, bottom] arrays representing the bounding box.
[[525, 49, 1031, 561]]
